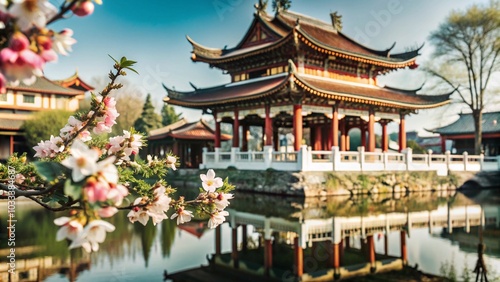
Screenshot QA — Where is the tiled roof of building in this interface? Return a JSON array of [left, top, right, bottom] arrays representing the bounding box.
[[149, 119, 231, 141], [8, 76, 84, 96], [53, 71, 94, 92], [164, 74, 289, 108], [188, 10, 419, 67], [164, 68, 451, 110], [430, 111, 500, 135], [0, 118, 25, 130]]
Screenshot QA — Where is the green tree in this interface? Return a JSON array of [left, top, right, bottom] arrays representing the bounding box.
[[161, 104, 182, 126], [21, 110, 73, 149], [426, 1, 500, 154], [133, 93, 162, 135], [407, 140, 426, 154]]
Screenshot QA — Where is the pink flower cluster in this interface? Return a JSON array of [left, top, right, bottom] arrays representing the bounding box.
[[127, 185, 172, 226], [200, 169, 233, 228], [60, 116, 92, 142], [92, 96, 119, 134], [61, 140, 128, 216], [0, 0, 94, 92], [33, 135, 65, 158], [106, 130, 143, 163]]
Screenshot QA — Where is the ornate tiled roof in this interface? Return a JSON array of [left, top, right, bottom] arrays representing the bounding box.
[[149, 119, 231, 141], [53, 71, 94, 92], [294, 74, 451, 109], [164, 74, 289, 108], [8, 76, 84, 96], [188, 10, 419, 68], [164, 66, 451, 110], [430, 111, 500, 135], [0, 118, 25, 130]]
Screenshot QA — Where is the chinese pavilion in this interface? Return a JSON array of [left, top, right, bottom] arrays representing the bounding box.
[[164, 6, 451, 154], [148, 118, 231, 168], [430, 111, 500, 156]]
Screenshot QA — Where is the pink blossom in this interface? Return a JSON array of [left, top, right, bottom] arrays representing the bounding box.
[[171, 207, 194, 225], [200, 169, 223, 193], [0, 72, 6, 94], [208, 210, 229, 229], [107, 184, 128, 206], [84, 178, 109, 203], [54, 217, 83, 241], [33, 135, 64, 158], [215, 193, 234, 210], [0, 32, 44, 85], [72, 0, 95, 17], [52, 29, 76, 56], [69, 220, 115, 252], [97, 206, 118, 218], [9, 0, 57, 31]]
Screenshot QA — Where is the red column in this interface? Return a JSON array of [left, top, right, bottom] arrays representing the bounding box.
[[381, 121, 388, 152], [332, 242, 340, 269], [361, 127, 366, 149], [400, 230, 407, 264], [265, 104, 273, 146], [367, 235, 375, 267], [293, 104, 303, 151], [441, 136, 446, 153], [314, 126, 322, 150], [9, 135, 14, 155], [233, 110, 239, 148], [340, 119, 346, 151], [215, 225, 221, 255], [264, 239, 273, 276], [327, 124, 333, 149], [242, 124, 249, 151], [214, 111, 221, 148], [294, 237, 303, 278], [368, 109, 375, 152], [232, 227, 239, 268], [332, 105, 339, 147], [399, 113, 406, 152]]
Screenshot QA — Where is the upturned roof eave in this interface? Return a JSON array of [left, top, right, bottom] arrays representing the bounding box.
[[164, 74, 291, 108], [292, 73, 451, 110], [296, 28, 417, 67], [188, 32, 294, 64]]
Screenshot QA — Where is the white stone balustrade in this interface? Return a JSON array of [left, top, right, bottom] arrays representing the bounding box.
[[201, 146, 500, 174]]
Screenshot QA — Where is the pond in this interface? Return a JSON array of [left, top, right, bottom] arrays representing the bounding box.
[[1, 188, 500, 281]]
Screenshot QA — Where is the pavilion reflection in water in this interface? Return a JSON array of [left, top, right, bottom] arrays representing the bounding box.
[[168, 192, 500, 281]]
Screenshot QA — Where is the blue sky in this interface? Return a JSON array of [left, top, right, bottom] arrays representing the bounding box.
[[45, 0, 492, 134]]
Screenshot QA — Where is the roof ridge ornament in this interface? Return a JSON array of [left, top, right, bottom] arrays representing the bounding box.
[[330, 11, 342, 32], [254, 0, 268, 15]]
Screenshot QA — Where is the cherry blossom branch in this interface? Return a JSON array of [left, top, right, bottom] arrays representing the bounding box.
[[46, 0, 80, 25], [25, 195, 81, 212], [0, 182, 60, 197]]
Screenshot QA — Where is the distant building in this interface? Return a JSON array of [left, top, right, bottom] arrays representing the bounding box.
[[147, 118, 231, 168], [0, 73, 93, 160], [430, 111, 500, 156]]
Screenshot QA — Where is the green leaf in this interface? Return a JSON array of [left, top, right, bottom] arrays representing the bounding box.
[[108, 54, 119, 64], [64, 179, 81, 200], [34, 161, 64, 182]]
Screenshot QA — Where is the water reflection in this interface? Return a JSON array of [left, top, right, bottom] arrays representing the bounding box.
[[1, 190, 499, 281]]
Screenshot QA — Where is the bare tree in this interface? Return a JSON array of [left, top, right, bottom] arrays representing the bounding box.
[[90, 76, 145, 135], [425, 1, 500, 154]]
